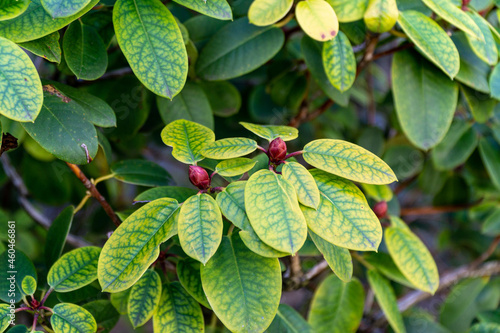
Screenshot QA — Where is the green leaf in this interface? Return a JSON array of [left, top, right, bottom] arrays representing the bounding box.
[[470, 323, 500, 333], [431, 119, 478, 170], [202, 137, 258, 159], [482, 208, 500, 236], [490, 63, 500, 100], [110, 288, 131, 315], [239, 227, 289, 258], [479, 138, 500, 190], [364, 252, 414, 287], [267, 304, 312, 333], [422, 0, 483, 40], [47, 246, 101, 292], [18, 32, 61, 63], [196, 17, 284, 80], [240, 122, 298, 141], [216, 181, 250, 230], [363, 0, 399, 33], [466, 11, 498, 66], [301, 169, 382, 251], [245, 170, 307, 254], [322, 31, 356, 92], [199, 81, 241, 117], [326, 0, 369, 22], [296, 0, 339, 41], [42, 81, 116, 127], [0, 37, 43, 122], [161, 119, 215, 164], [178, 193, 223, 264], [0, 250, 37, 303], [397, 10, 460, 78], [0, 0, 29, 21], [44, 206, 74, 269], [201, 234, 281, 333], [0, 304, 11, 332], [82, 300, 120, 333], [301, 36, 350, 106], [98, 198, 179, 292], [157, 81, 214, 130], [461, 85, 496, 123], [63, 20, 107, 80], [41, 0, 91, 18], [111, 159, 171, 187], [21, 275, 37, 295], [113, 0, 188, 98], [127, 270, 162, 328], [308, 275, 364, 333], [303, 139, 397, 184], [21, 92, 98, 165], [153, 282, 204, 332], [134, 186, 198, 203], [360, 184, 393, 201], [309, 229, 353, 282], [392, 50, 458, 150], [282, 162, 320, 209], [173, 0, 232, 20], [0, 0, 99, 43], [51, 303, 97, 333], [177, 258, 211, 309], [385, 222, 439, 293], [215, 158, 257, 177], [367, 270, 406, 333], [248, 0, 293, 26]]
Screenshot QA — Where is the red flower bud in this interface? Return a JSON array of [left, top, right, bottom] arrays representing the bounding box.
[[373, 201, 388, 219], [189, 165, 210, 190], [268, 137, 287, 162]]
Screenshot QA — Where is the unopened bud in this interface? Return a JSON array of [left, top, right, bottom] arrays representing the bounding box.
[[189, 165, 210, 190], [373, 201, 388, 219], [268, 137, 287, 162]]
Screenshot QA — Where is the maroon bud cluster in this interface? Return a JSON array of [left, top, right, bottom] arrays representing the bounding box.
[[189, 165, 210, 190], [373, 201, 388, 219], [268, 137, 287, 163]]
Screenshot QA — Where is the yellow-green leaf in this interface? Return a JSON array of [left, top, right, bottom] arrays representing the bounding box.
[[326, 0, 369, 22], [51, 303, 97, 333], [363, 0, 398, 33], [268, 304, 312, 332], [239, 228, 289, 258], [177, 259, 211, 309], [0, 37, 43, 122], [308, 275, 364, 333], [113, 0, 188, 98], [367, 270, 406, 333], [361, 184, 393, 201], [309, 229, 353, 282], [110, 288, 131, 315], [153, 282, 204, 332], [385, 222, 439, 293], [127, 270, 162, 328], [397, 10, 460, 78], [240, 121, 298, 141], [215, 158, 257, 177], [301, 169, 382, 251], [466, 11, 498, 66], [248, 0, 293, 26], [0, 304, 10, 332], [296, 0, 339, 41], [245, 170, 307, 254], [201, 234, 281, 333], [0, 0, 99, 43], [0, 0, 29, 21], [364, 252, 414, 288], [178, 193, 223, 264], [322, 31, 356, 92], [48, 246, 101, 292], [201, 137, 258, 159], [21, 275, 37, 296], [282, 161, 320, 209], [303, 139, 397, 184], [41, 0, 91, 18], [161, 119, 215, 164], [173, 0, 232, 20], [98, 198, 179, 292], [422, 0, 483, 40], [216, 181, 250, 230]]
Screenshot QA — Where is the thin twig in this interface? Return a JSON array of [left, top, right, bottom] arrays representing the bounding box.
[[300, 260, 329, 283], [400, 201, 481, 216], [66, 163, 121, 228]]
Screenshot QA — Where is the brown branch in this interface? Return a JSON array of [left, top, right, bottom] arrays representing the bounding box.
[[66, 163, 121, 228], [0, 155, 90, 248], [300, 260, 329, 283], [471, 236, 500, 268], [400, 201, 481, 216], [371, 43, 414, 62]]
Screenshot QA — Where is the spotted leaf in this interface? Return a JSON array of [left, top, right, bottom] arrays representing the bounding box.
[[51, 303, 97, 333], [282, 161, 320, 209], [173, 0, 232, 20], [240, 122, 298, 141], [296, 0, 339, 41], [127, 270, 162, 328], [322, 31, 356, 92], [201, 137, 258, 159]]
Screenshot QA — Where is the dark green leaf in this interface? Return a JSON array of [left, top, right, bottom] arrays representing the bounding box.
[[18, 32, 61, 63], [111, 159, 171, 187], [45, 206, 74, 269]]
